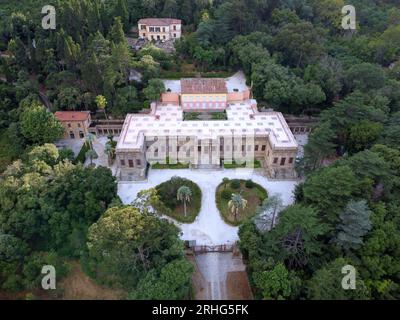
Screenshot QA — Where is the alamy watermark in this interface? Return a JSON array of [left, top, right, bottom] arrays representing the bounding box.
[[42, 5, 56, 30], [41, 265, 56, 290], [342, 5, 356, 30], [341, 265, 356, 290]]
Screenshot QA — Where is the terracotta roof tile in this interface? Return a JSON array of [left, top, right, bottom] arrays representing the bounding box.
[[55, 111, 90, 122], [180, 78, 227, 94]]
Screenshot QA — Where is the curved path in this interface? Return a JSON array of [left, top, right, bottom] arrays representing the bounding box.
[[118, 168, 298, 245]]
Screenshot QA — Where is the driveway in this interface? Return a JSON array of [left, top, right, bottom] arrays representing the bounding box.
[[118, 168, 298, 245]]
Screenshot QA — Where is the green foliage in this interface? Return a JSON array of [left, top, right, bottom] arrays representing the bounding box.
[[254, 263, 301, 300], [75, 141, 91, 164], [245, 179, 255, 189], [307, 258, 370, 300], [0, 148, 118, 256], [87, 206, 185, 290], [22, 251, 69, 290], [347, 120, 383, 154], [130, 259, 193, 300], [20, 103, 64, 144], [216, 180, 267, 226], [221, 189, 232, 200], [143, 79, 165, 102], [263, 205, 328, 270], [184, 112, 200, 120], [230, 179, 241, 189], [155, 176, 201, 223], [335, 200, 372, 252], [302, 166, 359, 225]]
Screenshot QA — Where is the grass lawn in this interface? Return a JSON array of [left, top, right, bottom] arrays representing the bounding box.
[[223, 160, 262, 169], [151, 162, 189, 169], [155, 177, 202, 223], [151, 157, 189, 169], [216, 179, 267, 226]]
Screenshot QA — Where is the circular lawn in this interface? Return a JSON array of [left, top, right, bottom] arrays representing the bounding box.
[[155, 176, 202, 223], [216, 179, 268, 226]]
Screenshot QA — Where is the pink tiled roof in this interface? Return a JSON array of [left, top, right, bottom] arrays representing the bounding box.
[[55, 111, 90, 122], [181, 78, 228, 94]]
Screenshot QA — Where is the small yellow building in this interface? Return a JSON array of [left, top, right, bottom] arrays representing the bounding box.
[[55, 111, 91, 139]]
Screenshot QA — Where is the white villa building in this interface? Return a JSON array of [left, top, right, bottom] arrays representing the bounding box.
[[138, 18, 182, 41], [115, 72, 298, 181]]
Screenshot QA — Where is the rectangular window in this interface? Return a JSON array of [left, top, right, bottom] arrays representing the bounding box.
[[67, 123, 71, 128], [77, 123, 81, 128], [261, 145, 266, 151], [255, 145, 259, 151], [136, 159, 141, 166], [120, 159, 125, 166], [280, 157, 286, 166], [289, 157, 294, 164], [273, 157, 278, 164], [128, 159, 134, 167], [198, 146, 201, 152]]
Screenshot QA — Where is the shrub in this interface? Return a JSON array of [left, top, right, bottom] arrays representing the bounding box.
[[245, 179, 255, 188], [222, 189, 232, 200], [75, 142, 90, 163], [230, 179, 241, 189]]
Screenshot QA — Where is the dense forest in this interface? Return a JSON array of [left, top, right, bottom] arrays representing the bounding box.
[[0, 0, 399, 299]]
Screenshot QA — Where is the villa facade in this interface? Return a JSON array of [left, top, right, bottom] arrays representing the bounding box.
[[115, 72, 298, 181], [55, 111, 91, 139], [138, 18, 182, 41]]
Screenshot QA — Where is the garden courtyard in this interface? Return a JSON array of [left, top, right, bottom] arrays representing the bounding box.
[[118, 168, 298, 245]]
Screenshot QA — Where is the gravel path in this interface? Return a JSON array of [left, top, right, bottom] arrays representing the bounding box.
[[118, 168, 298, 245]]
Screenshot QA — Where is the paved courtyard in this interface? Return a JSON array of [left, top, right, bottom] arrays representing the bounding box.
[[294, 133, 309, 158], [118, 168, 298, 245]]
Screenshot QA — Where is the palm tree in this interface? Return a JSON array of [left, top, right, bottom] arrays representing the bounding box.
[[95, 95, 108, 120], [228, 193, 248, 222], [85, 149, 98, 166], [177, 186, 192, 217], [104, 143, 113, 166], [85, 133, 95, 150]]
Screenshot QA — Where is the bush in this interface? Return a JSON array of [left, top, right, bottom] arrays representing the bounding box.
[[75, 142, 90, 163], [59, 148, 75, 162], [230, 179, 241, 189], [221, 189, 232, 200], [245, 179, 255, 188]]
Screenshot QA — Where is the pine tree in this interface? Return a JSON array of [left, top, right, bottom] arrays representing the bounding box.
[[109, 17, 126, 45], [114, 0, 129, 30], [335, 200, 372, 252]]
